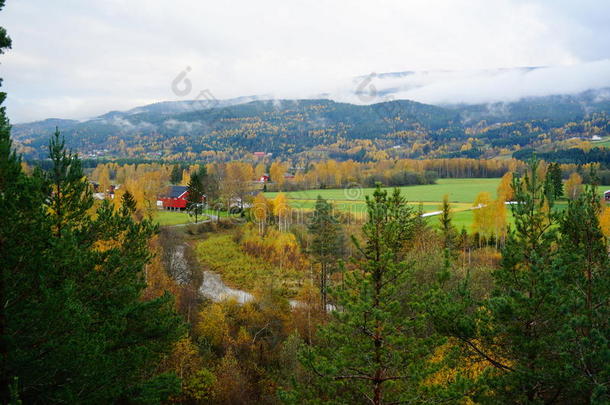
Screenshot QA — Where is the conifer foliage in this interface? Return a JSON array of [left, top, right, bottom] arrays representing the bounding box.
[[295, 187, 440, 404], [307, 196, 345, 311], [434, 161, 610, 403], [186, 167, 206, 223], [2, 128, 185, 403]]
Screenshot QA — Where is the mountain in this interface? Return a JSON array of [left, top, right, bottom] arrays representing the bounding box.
[[12, 89, 610, 162]]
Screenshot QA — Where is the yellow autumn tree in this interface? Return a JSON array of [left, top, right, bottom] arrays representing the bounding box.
[[493, 199, 508, 246], [160, 337, 215, 403], [223, 161, 254, 209], [212, 348, 249, 404], [96, 164, 111, 195], [252, 193, 271, 235], [472, 192, 494, 243], [565, 172, 583, 200], [599, 205, 610, 238], [273, 193, 289, 232], [180, 169, 191, 186], [497, 171, 514, 201], [197, 303, 230, 349], [254, 162, 266, 179], [269, 161, 288, 189], [20, 161, 32, 175]]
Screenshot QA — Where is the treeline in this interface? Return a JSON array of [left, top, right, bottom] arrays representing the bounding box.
[[514, 146, 610, 166], [88, 157, 527, 202]]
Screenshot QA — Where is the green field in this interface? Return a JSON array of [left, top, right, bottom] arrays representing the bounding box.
[[154, 210, 210, 226], [592, 137, 610, 148], [266, 178, 503, 206], [265, 178, 603, 230], [266, 178, 502, 221]]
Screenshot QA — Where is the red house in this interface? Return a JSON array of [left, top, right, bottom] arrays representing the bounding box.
[[160, 185, 189, 210]]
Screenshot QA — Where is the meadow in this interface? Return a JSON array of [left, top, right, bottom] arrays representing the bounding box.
[[154, 210, 211, 226], [266, 178, 502, 204], [265, 178, 502, 230], [265, 178, 604, 231]]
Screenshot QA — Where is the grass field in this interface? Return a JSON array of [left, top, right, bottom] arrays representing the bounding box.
[[592, 137, 610, 148], [265, 178, 603, 231], [266, 178, 502, 206], [154, 210, 210, 226]]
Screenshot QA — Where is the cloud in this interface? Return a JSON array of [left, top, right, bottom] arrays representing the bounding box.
[[332, 60, 610, 106], [163, 119, 202, 134], [1, 0, 609, 122]]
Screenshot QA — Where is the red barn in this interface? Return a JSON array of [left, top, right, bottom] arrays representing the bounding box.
[[160, 185, 189, 210]]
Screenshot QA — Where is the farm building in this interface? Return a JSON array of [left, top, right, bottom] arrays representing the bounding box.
[[159, 185, 204, 210]]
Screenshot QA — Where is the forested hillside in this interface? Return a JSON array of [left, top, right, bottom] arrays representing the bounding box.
[[12, 92, 610, 162]]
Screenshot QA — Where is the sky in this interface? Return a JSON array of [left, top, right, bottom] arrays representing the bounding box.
[[1, 0, 610, 123]]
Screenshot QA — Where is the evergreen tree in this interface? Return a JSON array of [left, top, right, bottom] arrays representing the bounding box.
[[170, 164, 182, 184], [295, 187, 440, 404], [433, 160, 609, 403], [186, 169, 205, 223], [545, 162, 563, 200], [0, 5, 25, 400], [438, 194, 457, 285], [2, 127, 184, 402], [307, 196, 345, 312], [47, 128, 93, 236], [479, 160, 566, 402], [121, 189, 138, 213], [553, 181, 610, 402]]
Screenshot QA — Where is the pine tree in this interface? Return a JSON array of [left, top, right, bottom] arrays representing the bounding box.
[[0, 8, 25, 400], [545, 162, 563, 200], [297, 187, 440, 404], [3, 128, 184, 402], [186, 169, 205, 223], [480, 159, 565, 402], [554, 180, 610, 402], [307, 196, 345, 311], [433, 160, 599, 402], [438, 194, 456, 284], [121, 189, 138, 213], [47, 128, 93, 236]]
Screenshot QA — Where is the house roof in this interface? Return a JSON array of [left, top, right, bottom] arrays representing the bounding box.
[[163, 185, 188, 198]]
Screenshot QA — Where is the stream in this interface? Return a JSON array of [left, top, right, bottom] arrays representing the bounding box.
[[199, 270, 254, 304], [171, 243, 325, 310], [171, 243, 292, 306]]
